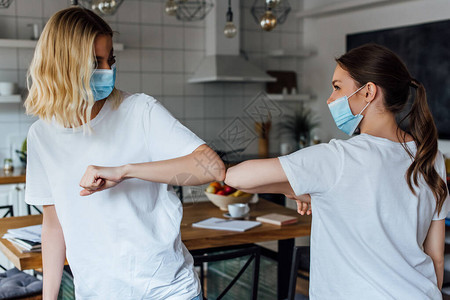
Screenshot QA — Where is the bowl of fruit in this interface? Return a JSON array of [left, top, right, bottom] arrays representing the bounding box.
[[205, 182, 253, 211]]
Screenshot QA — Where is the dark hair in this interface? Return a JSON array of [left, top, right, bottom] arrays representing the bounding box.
[[336, 43, 447, 214]]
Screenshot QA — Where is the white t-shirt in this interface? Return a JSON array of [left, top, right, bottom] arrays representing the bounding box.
[[278, 133, 450, 300], [25, 92, 205, 300]]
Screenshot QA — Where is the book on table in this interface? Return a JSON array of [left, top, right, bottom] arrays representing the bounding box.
[[5, 238, 41, 253], [2, 224, 42, 253], [256, 213, 298, 225]]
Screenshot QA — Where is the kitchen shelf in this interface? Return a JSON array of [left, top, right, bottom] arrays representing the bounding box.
[[296, 0, 412, 19], [267, 49, 313, 58], [0, 39, 124, 51], [0, 95, 21, 104], [267, 94, 312, 101]]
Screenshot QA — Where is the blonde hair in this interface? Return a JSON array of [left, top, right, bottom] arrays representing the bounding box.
[[25, 7, 123, 129]]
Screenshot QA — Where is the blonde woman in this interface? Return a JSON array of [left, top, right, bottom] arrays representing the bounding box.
[[24, 7, 223, 300], [225, 44, 449, 299]]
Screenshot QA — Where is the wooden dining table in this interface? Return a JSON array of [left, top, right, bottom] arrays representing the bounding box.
[[0, 198, 311, 299]]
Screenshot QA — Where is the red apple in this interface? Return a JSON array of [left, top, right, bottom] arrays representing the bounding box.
[[216, 190, 227, 196], [223, 185, 236, 195]]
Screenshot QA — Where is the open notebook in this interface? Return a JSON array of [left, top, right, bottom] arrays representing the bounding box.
[[192, 217, 261, 232]]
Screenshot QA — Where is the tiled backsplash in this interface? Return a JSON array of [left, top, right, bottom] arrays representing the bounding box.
[[0, 0, 305, 165]]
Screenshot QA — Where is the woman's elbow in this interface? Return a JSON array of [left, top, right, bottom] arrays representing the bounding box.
[[214, 159, 226, 182], [433, 255, 445, 268]]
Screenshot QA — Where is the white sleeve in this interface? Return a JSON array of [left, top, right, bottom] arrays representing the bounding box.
[[432, 152, 450, 220], [278, 140, 343, 196], [25, 127, 54, 206], [143, 97, 205, 162]]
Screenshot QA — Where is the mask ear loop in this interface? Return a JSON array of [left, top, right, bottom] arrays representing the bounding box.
[[347, 83, 370, 116], [348, 83, 367, 99], [357, 101, 370, 116]]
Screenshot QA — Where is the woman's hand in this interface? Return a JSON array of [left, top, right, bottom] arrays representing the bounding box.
[[285, 194, 311, 215], [79, 165, 126, 196]]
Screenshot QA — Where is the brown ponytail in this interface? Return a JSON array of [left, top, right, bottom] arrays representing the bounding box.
[[406, 80, 447, 214], [336, 44, 448, 214]]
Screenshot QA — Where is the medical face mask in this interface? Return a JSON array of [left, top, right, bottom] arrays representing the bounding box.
[[90, 63, 116, 101], [328, 84, 370, 136]]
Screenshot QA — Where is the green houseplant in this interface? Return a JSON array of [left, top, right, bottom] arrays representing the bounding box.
[[278, 105, 319, 149], [15, 138, 27, 167]]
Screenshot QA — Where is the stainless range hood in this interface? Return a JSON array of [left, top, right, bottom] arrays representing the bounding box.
[[188, 0, 276, 83]]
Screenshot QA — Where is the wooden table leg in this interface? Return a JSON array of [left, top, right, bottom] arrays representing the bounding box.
[[278, 238, 295, 300]]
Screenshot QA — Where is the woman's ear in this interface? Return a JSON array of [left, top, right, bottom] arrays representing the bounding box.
[[365, 82, 377, 103]]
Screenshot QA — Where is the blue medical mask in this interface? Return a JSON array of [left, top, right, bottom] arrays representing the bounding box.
[[328, 84, 370, 136], [90, 63, 116, 101]]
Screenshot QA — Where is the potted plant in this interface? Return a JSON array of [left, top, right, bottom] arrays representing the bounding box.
[[15, 138, 27, 167], [278, 104, 319, 152]]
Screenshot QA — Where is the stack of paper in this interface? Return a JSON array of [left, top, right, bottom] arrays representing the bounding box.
[[192, 217, 261, 232], [3, 225, 42, 253]]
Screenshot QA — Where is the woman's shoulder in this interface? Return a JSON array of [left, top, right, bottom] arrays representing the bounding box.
[[332, 134, 396, 150], [117, 91, 174, 119], [28, 118, 52, 138], [319, 136, 379, 158], [119, 91, 159, 109], [113, 92, 163, 118], [435, 150, 446, 175]]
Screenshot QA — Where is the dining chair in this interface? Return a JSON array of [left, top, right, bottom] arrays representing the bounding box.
[[26, 205, 42, 216], [0, 205, 14, 218], [0, 205, 14, 271], [0, 267, 42, 299], [287, 246, 310, 300], [191, 245, 261, 300]]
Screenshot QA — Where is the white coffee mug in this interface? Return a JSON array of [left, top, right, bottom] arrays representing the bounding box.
[[228, 203, 250, 218], [0, 82, 17, 96]]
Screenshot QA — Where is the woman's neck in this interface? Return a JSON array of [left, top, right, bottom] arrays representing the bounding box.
[[90, 99, 106, 120], [360, 112, 414, 143], [72, 99, 106, 127]]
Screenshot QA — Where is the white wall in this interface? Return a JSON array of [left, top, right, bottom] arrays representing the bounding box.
[[302, 0, 450, 154]]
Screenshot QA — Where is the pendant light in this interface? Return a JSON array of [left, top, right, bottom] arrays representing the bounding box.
[[165, 0, 178, 16], [251, 0, 291, 32], [78, 0, 124, 16], [223, 0, 237, 38], [259, 8, 277, 31], [0, 0, 13, 8], [266, 0, 281, 9], [175, 0, 213, 22]]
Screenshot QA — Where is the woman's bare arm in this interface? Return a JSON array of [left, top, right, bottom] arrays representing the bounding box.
[[224, 158, 292, 194], [79, 144, 225, 195], [224, 158, 312, 215], [42, 205, 66, 300], [423, 219, 445, 290]]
